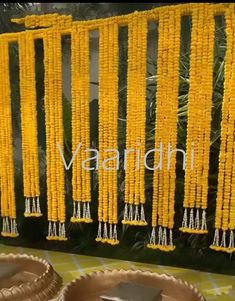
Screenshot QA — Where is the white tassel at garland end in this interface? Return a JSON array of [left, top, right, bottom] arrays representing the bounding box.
[[96, 222, 119, 245], [210, 229, 235, 254], [70, 201, 93, 223], [122, 203, 147, 226], [1, 217, 19, 237], [24, 197, 42, 217], [46, 221, 67, 241], [147, 226, 175, 252], [180, 208, 208, 234]]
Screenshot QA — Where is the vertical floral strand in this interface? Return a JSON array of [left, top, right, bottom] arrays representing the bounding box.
[[44, 30, 67, 241], [180, 4, 215, 234], [18, 32, 41, 218], [0, 37, 18, 237], [71, 26, 92, 224], [122, 14, 148, 226], [96, 22, 119, 245], [210, 8, 235, 253], [147, 7, 181, 252]]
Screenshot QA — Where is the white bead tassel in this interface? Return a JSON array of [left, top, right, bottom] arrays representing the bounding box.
[[96, 222, 102, 241], [25, 198, 30, 214], [48, 221, 53, 237], [82, 202, 87, 219], [32, 197, 36, 213], [1, 217, 18, 237], [109, 223, 113, 240], [158, 226, 163, 245], [36, 197, 41, 214], [182, 208, 188, 228], [212, 228, 220, 247], [10, 218, 18, 235], [169, 229, 173, 246], [53, 222, 57, 237], [228, 230, 234, 249], [103, 222, 108, 240], [140, 204, 146, 223], [128, 204, 133, 221], [123, 203, 128, 221], [195, 208, 200, 230], [189, 208, 194, 229], [201, 209, 207, 231], [59, 223, 67, 240], [149, 227, 156, 245], [162, 228, 167, 246], [2, 217, 10, 234], [220, 230, 227, 248], [134, 205, 140, 221], [24, 197, 42, 217], [86, 202, 91, 219], [113, 224, 118, 242]]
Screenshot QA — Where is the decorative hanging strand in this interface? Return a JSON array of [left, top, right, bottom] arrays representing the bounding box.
[[210, 8, 235, 254], [122, 14, 148, 226], [0, 37, 18, 237], [44, 30, 67, 241], [71, 26, 92, 224], [18, 32, 41, 218], [147, 7, 181, 252], [180, 5, 215, 235], [96, 22, 119, 245]]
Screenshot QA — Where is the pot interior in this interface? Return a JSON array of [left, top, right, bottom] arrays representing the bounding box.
[[0, 256, 46, 289], [62, 271, 204, 301]]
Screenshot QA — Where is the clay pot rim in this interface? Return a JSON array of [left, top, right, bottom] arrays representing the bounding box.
[[0, 252, 53, 295], [59, 269, 206, 301]]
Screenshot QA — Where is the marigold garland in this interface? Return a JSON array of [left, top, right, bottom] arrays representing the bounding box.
[[96, 22, 119, 245], [0, 4, 234, 248], [0, 37, 18, 238], [18, 32, 41, 218], [71, 26, 92, 224], [147, 7, 181, 252], [210, 8, 235, 254], [44, 30, 67, 241], [180, 5, 215, 234], [12, 14, 72, 30], [122, 14, 148, 226]]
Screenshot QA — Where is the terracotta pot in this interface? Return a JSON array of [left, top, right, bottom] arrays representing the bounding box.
[[0, 253, 62, 301], [58, 269, 205, 301]]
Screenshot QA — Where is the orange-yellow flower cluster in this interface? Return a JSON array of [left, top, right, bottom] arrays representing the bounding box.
[[12, 14, 72, 30], [210, 8, 235, 254], [180, 4, 215, 235], [0, 4, 234, 250], [71, 26, 92, 224], [147, 7, 181, 252], [122, 14, 148, 227], [18, 32, 41, 218], [44, 30, 67, 241], [96, 22, 119, 245], [0, 37, 18, 238]]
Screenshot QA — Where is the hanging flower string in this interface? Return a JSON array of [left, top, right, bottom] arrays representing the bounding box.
[[147, 7, 181, 252], [44, 30, 67, 241], [210, 8, 235, 254], [18, 32, 41, 218], [0, 5, 233, 249], [0, 37, 18, 238], [122, 14, 148, 226], [71, 26, 92, 224], [96, 22, 119, 245], [180, 5, 215, 235]]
